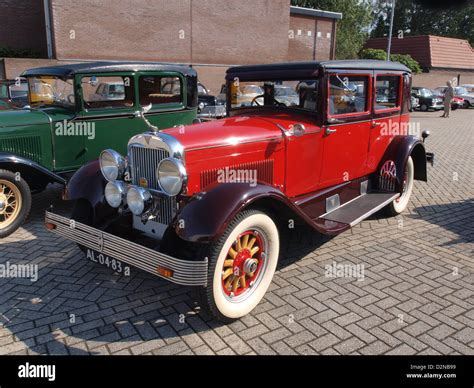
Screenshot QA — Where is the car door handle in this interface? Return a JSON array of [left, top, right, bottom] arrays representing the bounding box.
[[372, 121, 381, 128], [325, 128, 337, 135]]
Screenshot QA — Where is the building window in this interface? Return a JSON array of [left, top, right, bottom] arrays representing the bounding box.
[[375, 75, 400, 110], [139, 76, 182, 106], [329, 75, 369, 116]]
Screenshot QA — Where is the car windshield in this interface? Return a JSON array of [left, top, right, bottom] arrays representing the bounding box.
[[230, 79, 318, 111], [9, 83, 28, 99], [28, 76, 75, 108], [275, 87, 298, 97]]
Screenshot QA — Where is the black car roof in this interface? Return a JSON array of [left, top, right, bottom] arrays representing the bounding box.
[[226, 60, 411, 81], [21, 61, 197, 78]]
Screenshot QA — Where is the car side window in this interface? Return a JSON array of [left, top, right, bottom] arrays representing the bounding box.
[[375, 75, 401, 111], [139, 76, 182, 106], [82, 76, 134, 109], [329, 75, 369, 116]]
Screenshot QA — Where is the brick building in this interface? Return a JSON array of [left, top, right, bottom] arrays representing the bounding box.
[[0, 0, 341, 93], [364, 35, 474, 88]]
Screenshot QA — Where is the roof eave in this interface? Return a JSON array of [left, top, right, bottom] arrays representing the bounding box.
[[290, 6, 342, 20]]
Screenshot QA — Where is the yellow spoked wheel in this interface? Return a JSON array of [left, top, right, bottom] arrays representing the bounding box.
[[202, 209, 280, 322], [221, 229, 265, 298], [0, 179, 22, 229]]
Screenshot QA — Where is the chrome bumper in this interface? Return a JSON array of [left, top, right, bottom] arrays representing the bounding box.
[[45, 211, 208, 286]]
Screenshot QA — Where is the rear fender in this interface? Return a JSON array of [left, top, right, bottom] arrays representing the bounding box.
[[376, 136, 427, 193]]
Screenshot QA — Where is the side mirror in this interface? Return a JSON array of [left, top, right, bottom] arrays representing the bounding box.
[[422, 130, 430, 143]]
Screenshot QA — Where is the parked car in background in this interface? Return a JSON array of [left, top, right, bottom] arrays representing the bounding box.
[[431, 89, 464, 110], [410, 95, 420, 111], [197, 82, 226, 119], [232, 84, 264, 107], [0, 78, 29, 110], [0, 61, 198, 237], [90, 81, 126, 101], [46, 60, 433, 322], [460, 84, 474, 94], [434, 86, 474, 108], [411, 87, 443, 111], [274, 85, 299, 106]]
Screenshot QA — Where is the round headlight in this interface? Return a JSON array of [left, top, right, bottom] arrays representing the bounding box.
[[126, 186, 151, 216], [198, 102, 205, 110], [156, 158, 187, 196], [105, 181, 126, 208], [99, 149, 126, 182]]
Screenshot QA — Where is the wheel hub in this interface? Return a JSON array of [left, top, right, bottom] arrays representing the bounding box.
[[221, 230, 265, 297], [0, 180, 22, 228]]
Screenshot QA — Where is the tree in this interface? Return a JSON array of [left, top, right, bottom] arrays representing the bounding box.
[[371, 0, 473, 45], [291, 0, 374, 59], [360, 48, 422, 73]]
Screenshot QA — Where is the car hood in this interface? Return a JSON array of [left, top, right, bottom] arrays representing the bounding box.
[[163, 115, 283, 151], [0, 108, 51, 128]]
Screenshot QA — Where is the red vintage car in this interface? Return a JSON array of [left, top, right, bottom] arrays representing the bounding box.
[[45, 60, 434, 322]]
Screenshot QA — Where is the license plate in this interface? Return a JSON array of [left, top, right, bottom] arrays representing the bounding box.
[[85, 249, 130, 275]]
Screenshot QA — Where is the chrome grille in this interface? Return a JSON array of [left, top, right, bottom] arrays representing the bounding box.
[[154, 196, 177, 225], [129, 146, 169, 190], [129, 145, 177, 225]]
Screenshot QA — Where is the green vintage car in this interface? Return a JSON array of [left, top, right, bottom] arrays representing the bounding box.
[[0, 62, 198, 237]]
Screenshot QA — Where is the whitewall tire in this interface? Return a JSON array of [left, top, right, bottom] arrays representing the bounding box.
[[199, 209, 280, 322], [386, 156, 414, 216]]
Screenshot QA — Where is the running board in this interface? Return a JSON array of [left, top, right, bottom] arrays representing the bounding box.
[[318, 192, 399, 227]]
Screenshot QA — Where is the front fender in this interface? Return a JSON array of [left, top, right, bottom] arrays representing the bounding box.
[[377, 136, 427, 192], [65, 159, 109, 220], [174, 182, 327, 243], [0, 152, 66, 190]]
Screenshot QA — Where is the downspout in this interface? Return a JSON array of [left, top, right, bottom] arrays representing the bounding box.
[[43, 0, 53, 59]]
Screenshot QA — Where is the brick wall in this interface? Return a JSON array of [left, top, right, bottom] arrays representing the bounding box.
[[288, 15, 335, 61], [0, 0, 48, 56], [49, 0, 290, 64], [413, 69, 474, 89]]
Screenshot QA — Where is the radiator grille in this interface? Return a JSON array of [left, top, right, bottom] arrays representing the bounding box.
[[200, 159, 274, 190], [129, 145, 176, 224], [0, 135, 42, 164], [129, 146, 169, 190]]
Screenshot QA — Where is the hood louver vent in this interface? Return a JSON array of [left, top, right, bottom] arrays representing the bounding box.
[[200, 159, 274, 190], [0, 135, 42, 164]]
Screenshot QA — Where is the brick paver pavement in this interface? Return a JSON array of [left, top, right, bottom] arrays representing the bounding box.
[[0, 110, 472, 355]]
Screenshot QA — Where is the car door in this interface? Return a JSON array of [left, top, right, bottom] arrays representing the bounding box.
[[318, 71, 373, 189], [76, 72, 141, 161], [137, 72, 195, 130], [367, 72, 404, 172]]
